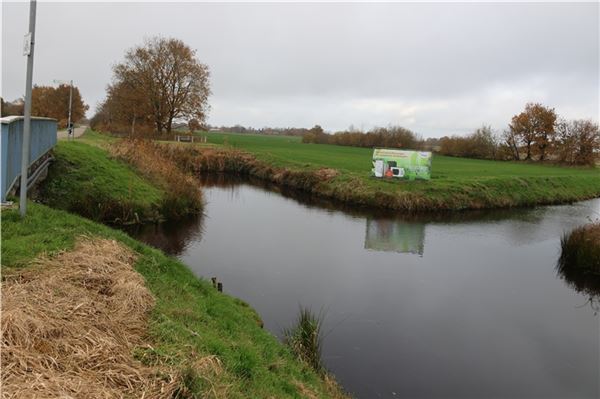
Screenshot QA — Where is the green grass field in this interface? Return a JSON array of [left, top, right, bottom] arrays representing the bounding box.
[[196, 132, 600, 210], [204, 132, 598, 178]]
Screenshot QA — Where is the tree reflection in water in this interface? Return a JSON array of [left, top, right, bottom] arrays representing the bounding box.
[[122, 213, 205, 256]]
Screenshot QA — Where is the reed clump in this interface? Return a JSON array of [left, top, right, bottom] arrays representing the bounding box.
[[110, 139, 204, 220], [283, 307, 348, 398], [0, 238, 179, 398], [283, 307, 325, 374], [559, 222, 600, 274]]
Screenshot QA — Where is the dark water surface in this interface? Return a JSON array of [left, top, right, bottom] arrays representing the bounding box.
[[128, 176, 600, 398]]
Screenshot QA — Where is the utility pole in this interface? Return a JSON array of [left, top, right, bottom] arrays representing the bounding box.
[[19, 0, 37, 217]]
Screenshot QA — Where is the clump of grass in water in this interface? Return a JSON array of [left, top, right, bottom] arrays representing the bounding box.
[[284, 306, 325, 374], [558, 222, 600, 274]]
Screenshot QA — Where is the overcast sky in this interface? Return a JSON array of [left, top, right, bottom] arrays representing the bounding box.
[[2, 1, 598, 136]]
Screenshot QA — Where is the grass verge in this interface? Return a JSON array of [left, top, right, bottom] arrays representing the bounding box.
[[1, 202, 346, 398], [38, 130, 202, 224]]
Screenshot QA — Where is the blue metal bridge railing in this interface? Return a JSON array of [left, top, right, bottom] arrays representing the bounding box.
[[1, 116, 57, 202]]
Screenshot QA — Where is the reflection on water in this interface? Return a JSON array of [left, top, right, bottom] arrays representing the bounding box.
[[365, 218, 425, 255], [557, 252, 600, 315], [123, 214, 204, 256], [126, 174, 600, 398]]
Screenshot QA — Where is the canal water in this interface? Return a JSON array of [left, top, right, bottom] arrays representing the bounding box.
[[128, 176, 600, 398]]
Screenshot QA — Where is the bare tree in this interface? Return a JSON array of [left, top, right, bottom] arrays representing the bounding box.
[[556, 118, 600, 166], [502, 129, 520, 160]]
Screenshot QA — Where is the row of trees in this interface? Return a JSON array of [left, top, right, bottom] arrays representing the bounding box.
[[298, 103, 597, 166], [207, 125, 309, 136], [91, 37, 211, 136], [302, 125, 422, 150], [1, 98, 24, 116], [439, 103, 599, 166], [438, 126, 499, 160], [1, 85, 88, 129]]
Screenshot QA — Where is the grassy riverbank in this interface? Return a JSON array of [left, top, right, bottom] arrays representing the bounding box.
[[167, 132, 600, 211], [1, 202, 345, 398], [38, 130, 202, 224]]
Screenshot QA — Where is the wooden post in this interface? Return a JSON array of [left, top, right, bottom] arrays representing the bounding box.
[[217, 282, 223, 292]]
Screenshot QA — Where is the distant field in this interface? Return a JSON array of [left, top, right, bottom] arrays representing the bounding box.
[[187, 132, 600, 211], [204, 132, 599, 180]]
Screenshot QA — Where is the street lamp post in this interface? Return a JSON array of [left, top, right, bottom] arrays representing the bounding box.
[[54, 79, 73, 139], [67, 80, 73, 140]]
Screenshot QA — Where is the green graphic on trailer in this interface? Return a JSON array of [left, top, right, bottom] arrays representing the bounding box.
[[371, 148, 432, 180]]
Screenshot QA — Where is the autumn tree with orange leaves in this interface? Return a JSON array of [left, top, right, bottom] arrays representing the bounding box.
[[508, 103, 557, 161], [30, 84, 88, 128], [98, 37, 211, 136]]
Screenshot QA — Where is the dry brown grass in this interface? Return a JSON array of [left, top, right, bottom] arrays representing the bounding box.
[[110, 139, 204, 219], [1, 238, 179, 398]]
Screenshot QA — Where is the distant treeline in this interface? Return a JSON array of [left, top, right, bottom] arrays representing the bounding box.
[[208, 125, 308, 136], [437, 104, 599, 166], [300, 103, 599, 166], [302, 125, 423, 150], [1, 86, 88, 129]]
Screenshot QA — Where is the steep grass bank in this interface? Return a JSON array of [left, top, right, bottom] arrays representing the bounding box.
[[39, 131, 202, 224], [160, 142, 600, 212], [1, 203, 346, 398]]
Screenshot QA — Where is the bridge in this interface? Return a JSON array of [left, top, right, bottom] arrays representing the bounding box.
[[1, 116, 57, 203]]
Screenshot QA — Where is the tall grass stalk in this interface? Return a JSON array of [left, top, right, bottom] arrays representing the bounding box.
[[284, 306, 325, 374]]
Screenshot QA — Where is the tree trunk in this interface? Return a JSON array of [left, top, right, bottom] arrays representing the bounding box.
[[525, 141, 532, 160], [512, 144, 519, 160], [166, 117, 173, 133], [130, 114, 136, 138], [155, 118, 163, 135]]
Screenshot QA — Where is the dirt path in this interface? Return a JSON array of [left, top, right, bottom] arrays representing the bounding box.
[[57, 125, 87, 140]]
